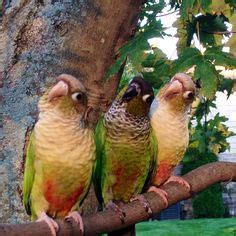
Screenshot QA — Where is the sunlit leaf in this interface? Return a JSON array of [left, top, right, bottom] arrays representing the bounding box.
[[180, 0, 196, 20], [172, 47, 202, 74], [226, 14, 236, 57], [194, 61, 219, 99], [205, 46, 236, 68], [218, 78, 234, 97], [188, 14, 229, 46], [209, 0, 232, 16]]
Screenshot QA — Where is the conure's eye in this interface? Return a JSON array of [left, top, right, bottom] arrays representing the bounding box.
[[142, 94, 154, 104], [71, 92, 83, 101], [183, 91, 194, 100]]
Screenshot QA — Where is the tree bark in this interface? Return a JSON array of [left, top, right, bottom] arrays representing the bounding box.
[[0, 162, 235, 235], [1, 0, 144, 223]]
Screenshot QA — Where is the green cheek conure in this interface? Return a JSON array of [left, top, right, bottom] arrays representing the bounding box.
[[23, 74, 95, 236], [94, 75, 157, 234], [148, 73, 196, 203]]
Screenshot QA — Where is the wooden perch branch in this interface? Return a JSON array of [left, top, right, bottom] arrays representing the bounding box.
[[1, 161, 236, 236]]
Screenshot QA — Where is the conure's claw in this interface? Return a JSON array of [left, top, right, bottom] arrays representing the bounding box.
[[105, 201, 126, 223], [36, 212, 59, 236], [164, 176, 190, 191], [65, 211, 84, 235], [130, 194, 152, 215], [148, 186, 168, 208]]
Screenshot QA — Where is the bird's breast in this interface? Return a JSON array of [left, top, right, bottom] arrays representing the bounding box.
[[151, 106, 189, 165], [33, 113, 95, 216], [35, 113, 95, 167]]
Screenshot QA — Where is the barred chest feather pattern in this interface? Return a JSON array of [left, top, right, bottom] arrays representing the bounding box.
[[104, 101, 150, 144], [101, 101, 153, 203]]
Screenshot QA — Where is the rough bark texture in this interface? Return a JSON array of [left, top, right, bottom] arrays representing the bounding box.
[[0, 162, 235, 235], [0, 0, 144, 223]]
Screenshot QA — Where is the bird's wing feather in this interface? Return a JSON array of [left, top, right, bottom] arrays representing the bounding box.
[[23, 131, 36, 215], [142, 128, 158, 192], [93, 118, 107, 206]]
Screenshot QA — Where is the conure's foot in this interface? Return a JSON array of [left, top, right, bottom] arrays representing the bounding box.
[[36, 212, 59, 236], [148, 186, 168, 208], [105, 201, 126, 223], [130, 194, 152, 215], [65, 211, 84, 235], [164, 176, 190, 191]]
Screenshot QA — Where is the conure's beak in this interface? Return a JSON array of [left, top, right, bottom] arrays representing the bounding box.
[[164, 79, 183, 98], [121, 84, 139, 103], [48, 80, 69, 101]]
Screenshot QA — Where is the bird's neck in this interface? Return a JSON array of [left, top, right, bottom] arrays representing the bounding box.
[[156, 102, 190, 123], [125, 97, 148, 117], [39, 94, 81, 119], [105, 101, 150, 134]]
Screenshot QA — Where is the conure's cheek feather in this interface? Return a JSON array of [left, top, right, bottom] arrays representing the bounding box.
[[121, 76, 154, 117], [75, 102, 87, 116]]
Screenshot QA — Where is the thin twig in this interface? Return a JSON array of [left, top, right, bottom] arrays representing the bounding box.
[[156, 10, 179, 18], [200, 30, 236, 35]]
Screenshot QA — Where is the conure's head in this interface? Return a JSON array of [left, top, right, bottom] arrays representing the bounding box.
[[158, 73, 196, 112], [40, 74, 89, 120], [119, 75, 154, 117]]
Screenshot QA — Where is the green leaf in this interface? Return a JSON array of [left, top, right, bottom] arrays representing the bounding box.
[[180, 0, 196, 20], [105, 19, 165, 79], [225, 0, 236, 8], [142, 1, 166, 14], [226, 14, 236, 57], [188, 14, 229, 46], [172, 47, 202, 74], [205, 46, 236, 68], [194, 61, 219, 99], [169, 0, 180, 9], [209, 0, 232, 17], [193, 99, 216, 120], [141, 48, 167, 67], [140, 0, 166, 26], [105, 38, 149, 79], [198, 0, 212, 12], [173, 18, 190, 54], [218, 78, 234, 97], [142, 72, 169, 90]]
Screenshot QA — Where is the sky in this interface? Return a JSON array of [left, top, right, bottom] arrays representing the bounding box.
[[148, 6, 179, 59]]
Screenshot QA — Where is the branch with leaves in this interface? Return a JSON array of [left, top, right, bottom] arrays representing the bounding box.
[[1, 162, 235, 236]]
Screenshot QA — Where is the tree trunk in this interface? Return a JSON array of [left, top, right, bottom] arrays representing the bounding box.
[[0, 0, 144, 223]]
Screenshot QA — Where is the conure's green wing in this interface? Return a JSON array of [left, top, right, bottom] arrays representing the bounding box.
[[142, 128, 158, 192], [23, 131, 36, 215], [93, 118, 107, 205]]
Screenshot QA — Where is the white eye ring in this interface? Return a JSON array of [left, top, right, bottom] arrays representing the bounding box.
[[142, 94, 151, 102], [183, 91, 194, 99], [71, 92, 83, 101]]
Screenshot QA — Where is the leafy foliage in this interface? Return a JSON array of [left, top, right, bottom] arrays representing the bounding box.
[[182, 152, 226, 218], [172, 46, 236, 99], [182, 99, 234, 217], [104, 0, 236, 219], [186, 14, 229, 46], [182, 99, 233, 218], [185, 113, 234, 164]]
